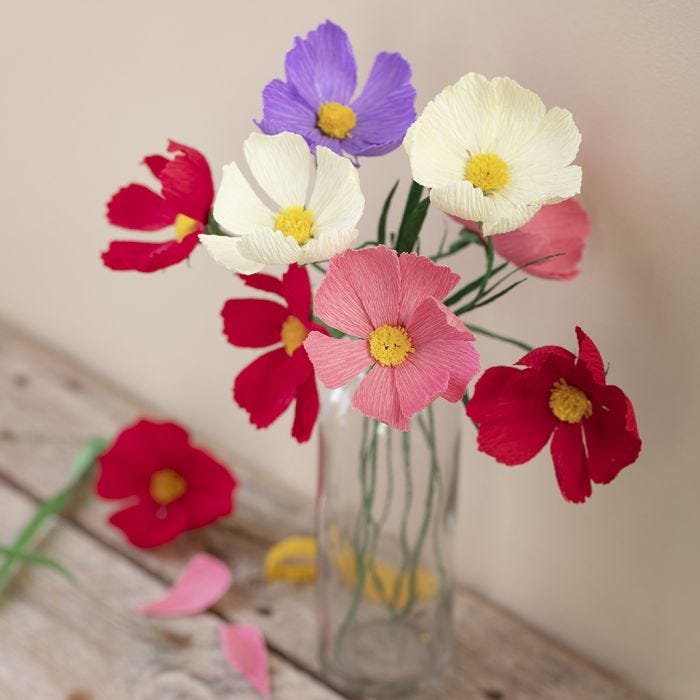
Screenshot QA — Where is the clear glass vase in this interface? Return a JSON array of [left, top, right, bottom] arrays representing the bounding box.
[[316, 376, 460, 696]]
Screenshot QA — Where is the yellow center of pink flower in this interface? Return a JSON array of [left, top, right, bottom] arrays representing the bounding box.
[[174, 213, 199, 242], [369, 325, 415, 367], [317, 102, 357, 139], [281, 315, 308, 356], [149, 468, 187, 506], [465, 153, 509, 194], [275, 206, 314, 245], [549, 379, 592, 424]]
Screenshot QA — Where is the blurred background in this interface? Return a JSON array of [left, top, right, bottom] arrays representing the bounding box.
[[1, 1, 698, 698]]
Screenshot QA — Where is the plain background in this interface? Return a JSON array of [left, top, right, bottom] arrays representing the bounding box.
[[1, 1, 698, 698]]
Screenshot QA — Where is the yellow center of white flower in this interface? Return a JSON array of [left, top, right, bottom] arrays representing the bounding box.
[[275, 206, 314, 245], [317, 102, 357, 139], [174, 213, 199, 242], [549, 379, 593, 424], [369, 325, 415, 367], [465, 153, 510, 194], [149, 468, 187, 506], [280, 315, 309, 356]]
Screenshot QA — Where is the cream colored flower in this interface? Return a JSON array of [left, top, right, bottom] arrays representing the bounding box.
[[199, 132, 364, 273], [404, 73, 582, 235]]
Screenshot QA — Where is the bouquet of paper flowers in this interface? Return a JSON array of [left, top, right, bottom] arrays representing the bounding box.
[[101, 19, 641, 694]]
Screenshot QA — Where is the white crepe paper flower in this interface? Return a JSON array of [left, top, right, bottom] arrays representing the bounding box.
[[199, 132, 364, 274], [404, 73, 582, 235]]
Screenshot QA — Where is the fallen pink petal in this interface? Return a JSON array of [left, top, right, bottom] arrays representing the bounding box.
[[220, 624, 271, 698], [139, 553, 232, 616]]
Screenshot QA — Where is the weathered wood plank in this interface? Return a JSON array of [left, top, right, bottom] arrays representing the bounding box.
[[0, 319, 653, 700], [0, 482, 342, 700]]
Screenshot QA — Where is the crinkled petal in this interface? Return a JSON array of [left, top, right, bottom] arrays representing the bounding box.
[[237, 228, 302, 266], [198, 234, 265, 274], [397, 253, 459, 322], [220, 624, 271, 698], [243, 132, 310, 209], [109, 500, 188, 549], [291, 372, 320, 443], [393, 355, 449, 419], [406, 297, 475, 347], [160, 141, 214, 222], [284, 20, 356, 107], [352, 365, 407, 431], [143, 154, 168, 179], [295, 229, 359, 265], [307, 146, 364, 235], [575, 326, 606, 385], [212, 162, 275, 236], [517, 344, 576, 369], [240, 271, 284, 297], [304, 333, 370, 388], [221, 299, 288, 348], [550, 423, 591, 503], [107, 184, 176, 231], [281, 264, 311, 321], [257, 79, 318, 137], [101, 234, 198, 273]]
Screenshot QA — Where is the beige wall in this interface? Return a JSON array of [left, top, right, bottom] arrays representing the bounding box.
[[2, 1, 698, 697]]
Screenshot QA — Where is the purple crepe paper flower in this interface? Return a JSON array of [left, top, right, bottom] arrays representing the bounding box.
[[257, 20, 416, 161]]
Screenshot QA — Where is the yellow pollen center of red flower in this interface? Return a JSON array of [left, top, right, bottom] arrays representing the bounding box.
[[149, 468, 187, 506], [275, 206, 314, 245], [369, 325, 415, 367], [281, 315, 308, 356], [174, 213, 199, 242], [549, 379, 593, 424], [465, 153, 509, 194], [317, 102, 357, 139]]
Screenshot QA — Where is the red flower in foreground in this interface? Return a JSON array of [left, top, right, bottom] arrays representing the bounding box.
[[221, 264, 326, 443], [466, 327, 641, 503], [96, 419, 237, 548], [102, 141, 214, 272]]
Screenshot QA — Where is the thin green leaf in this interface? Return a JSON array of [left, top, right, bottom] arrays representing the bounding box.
[[395, 197, 430, 254], [377, 180, 399, 245], [466, 278, 527, 311], [467, 324, 533, 352], [444, 262, 508, 306], [481, 252, 564, 297], [0, 545, 78, 585]]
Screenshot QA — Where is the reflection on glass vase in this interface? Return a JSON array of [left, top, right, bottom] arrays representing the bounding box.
[[316, 375, 460, 697]]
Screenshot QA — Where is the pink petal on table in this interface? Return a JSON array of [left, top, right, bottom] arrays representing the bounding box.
[[139, 553, 232, 616], [220, 624, 271, 698]]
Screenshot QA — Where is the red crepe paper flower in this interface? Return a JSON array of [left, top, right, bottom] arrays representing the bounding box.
[[102, 141, 214, 272], [221, 264, 326, 443], [466, 327, 641, 503], [96, 419, 237, 548]]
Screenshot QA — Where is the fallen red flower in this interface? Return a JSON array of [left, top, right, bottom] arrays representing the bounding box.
[[466, 327, 641, 503], [96, 419, 237, 548], [102, 141, 214, 272]]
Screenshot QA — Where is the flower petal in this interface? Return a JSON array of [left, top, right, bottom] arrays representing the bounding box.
[[243, 132, 310, 209], [212, 163, 275, 236], [517, 344, 576, 369], [106, 184, 176, 231], [352, 365, 407, 431], [550, 423, 592, 503], [101, 235, 198, 273], [160, 141, 214, 222], [143, 154, 168, 179], [198, 234, 266, 274], [393, 355, 449, 419], [280, 264, 312, 320], [257, 79, 318, 138], [237, 228, 302, 266], [139, 554, 232, 617], [575, 326, 606, 385], [220, 624, 271, 698], [307, 146, 364, 236], [109, 500, 189, 549], [284, 20, 356, 107], [240, 271, 284, 297], [221, 299, 288, 348], [397, 253, 460, 322], [296, 229, 359, 265], [406, 297, 475, 346], [291, 372, 320, 443], [304, 333, 370, 388]]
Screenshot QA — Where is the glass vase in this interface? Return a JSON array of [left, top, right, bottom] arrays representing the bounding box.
[[316, 376, 460, 696]]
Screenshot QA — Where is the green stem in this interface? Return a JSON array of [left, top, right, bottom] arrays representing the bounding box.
[[467, 324, 533, 352]]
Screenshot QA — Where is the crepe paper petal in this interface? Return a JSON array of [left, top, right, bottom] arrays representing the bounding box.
[[264, 536, 317, 583], [139, 554, 232, 617], [220, 624, 271, 698]]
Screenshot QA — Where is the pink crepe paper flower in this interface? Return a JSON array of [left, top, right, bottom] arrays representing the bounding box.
[[304, 246, 481, 431], [452, 199, 590, 280]]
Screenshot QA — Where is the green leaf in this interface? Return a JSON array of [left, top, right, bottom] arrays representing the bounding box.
[[444, 262, 508, 306], [395, 197, 430, 254], [0, 545, 77, 585], [377, 180, 399, 245], [467, 278, 527, 311], [467, 324, 533, 352]]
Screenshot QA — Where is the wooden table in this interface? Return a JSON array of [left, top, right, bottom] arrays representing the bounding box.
[[0, 320, 652, 700]]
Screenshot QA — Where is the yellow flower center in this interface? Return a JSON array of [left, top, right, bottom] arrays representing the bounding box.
[[368, 325, 415, 367], [280, 315, 308, 356], [465, 153, 509, 194], [549, 379, 593, 424], [149, 468, 187, 506], [317, 101, 357, 139], [274, 206, 314, 245], [174, 213, 199, 242]]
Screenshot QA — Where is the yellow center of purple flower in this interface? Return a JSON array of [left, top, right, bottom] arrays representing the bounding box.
[[549, 379, 593, 424], [317, 102, 357, 139], [465, 153, 509, 194], [275, 206, 314, 245], [369, 325, 415, 367], [174, 213, 199, 242], [281, 315, 308, 356], [149, 468, 187, 506]]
